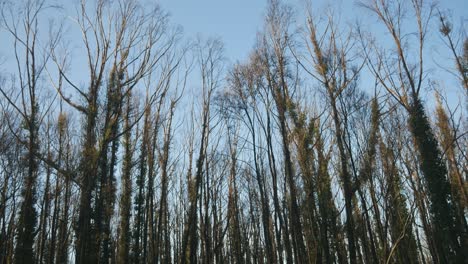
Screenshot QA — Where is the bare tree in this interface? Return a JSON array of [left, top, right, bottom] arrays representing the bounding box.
[[360, 0, 466, 262], [180, 38, 224, 264], [44, 1, 177, 262], [0, 1, 60, 262], [0, 0, 466, 263]]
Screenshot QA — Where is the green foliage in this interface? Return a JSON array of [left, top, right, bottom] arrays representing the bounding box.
[[408, 97, 462, 263]]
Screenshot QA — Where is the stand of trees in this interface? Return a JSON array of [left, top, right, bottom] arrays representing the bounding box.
[[0, 0, 466, 263]]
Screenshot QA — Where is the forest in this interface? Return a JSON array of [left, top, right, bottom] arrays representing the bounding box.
[[0, 0, 466, 263]]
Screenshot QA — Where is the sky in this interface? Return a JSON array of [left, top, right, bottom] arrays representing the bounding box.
[[157, 0, 467, 104], [0, 0, 466, 106], [157, 0, 467, 63], [158, 0, 269, 63], [157, 0, 351, 63], [1, 0, 466, 65]]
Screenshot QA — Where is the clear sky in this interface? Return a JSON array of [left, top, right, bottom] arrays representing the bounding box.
[[1, 0, 466, 68], [157, 0, 467, 65], [157, 0, 351, 63], [0, 0, 466, 104], [158, 0, 269, 63], [1, 0, 466, 63], [155, 0, 467, 106]]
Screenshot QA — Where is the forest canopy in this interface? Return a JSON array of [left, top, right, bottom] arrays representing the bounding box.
[[0, 0, 466, 263]]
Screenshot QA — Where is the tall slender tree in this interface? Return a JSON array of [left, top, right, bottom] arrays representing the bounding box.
[[362, 0, 466, 261]]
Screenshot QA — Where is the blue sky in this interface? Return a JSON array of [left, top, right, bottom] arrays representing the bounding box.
[[1, 0, 466, 69], [158, 0, 466, 64], [157, 0, 466, 105], [1, 0, 466, 64], [0, 0, 466, 105], [157, 0, 351, 63], [158, 0, 269, 63]]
